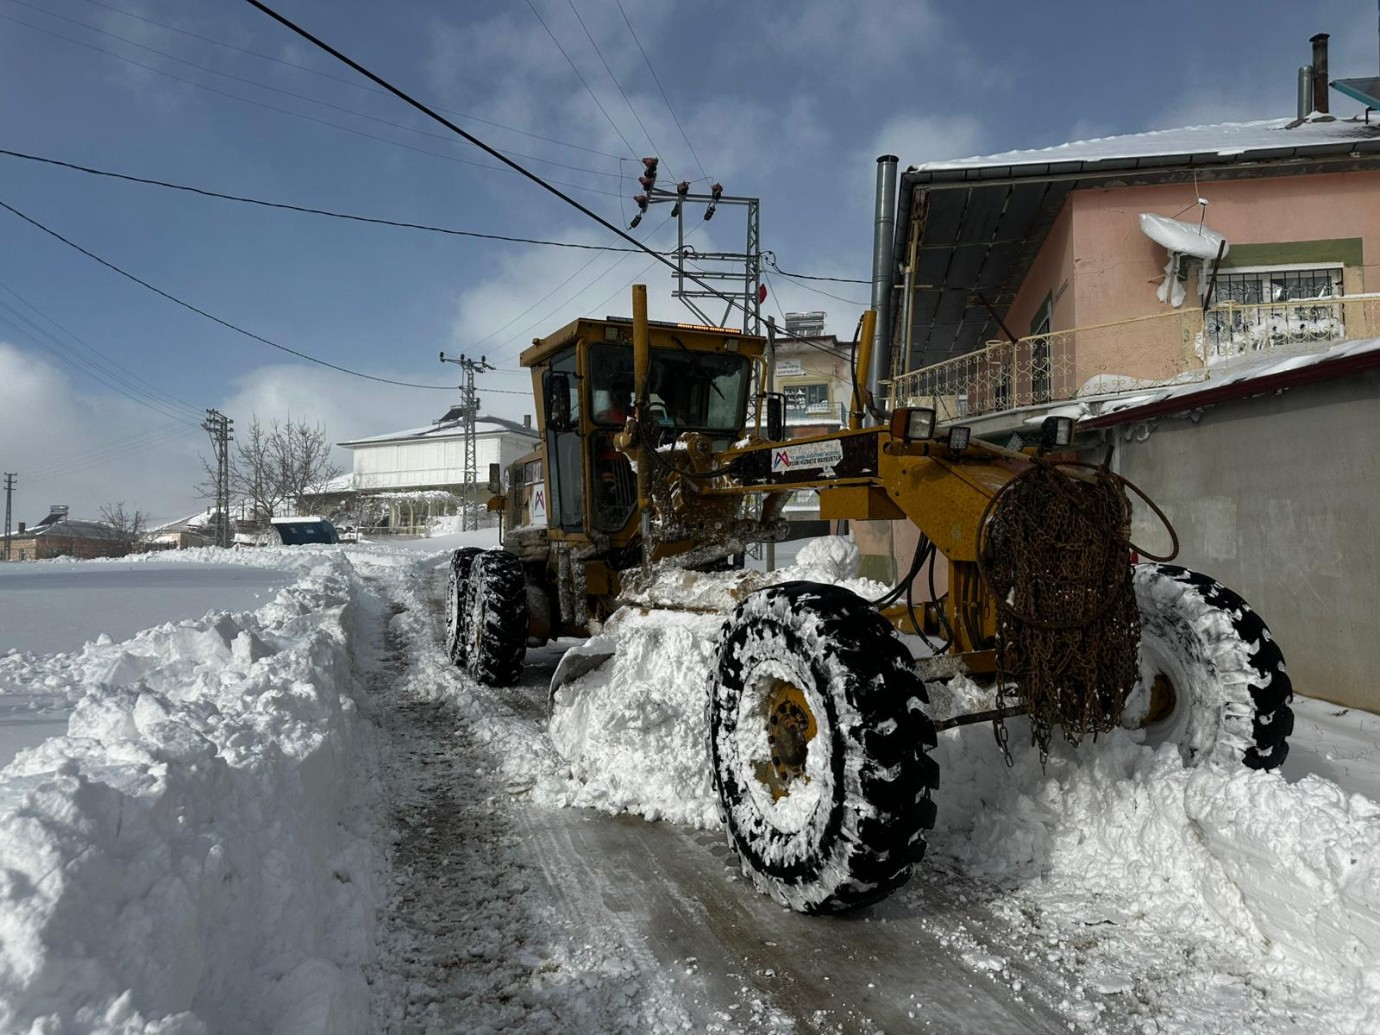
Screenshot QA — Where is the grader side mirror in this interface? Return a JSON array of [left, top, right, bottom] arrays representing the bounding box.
[[545, 372, 575, 432], [765, 393, 785, 441], [487, 462, 502, 495]]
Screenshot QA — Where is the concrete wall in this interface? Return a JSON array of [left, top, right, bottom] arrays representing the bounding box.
[[1107, 370, 1380, 710]]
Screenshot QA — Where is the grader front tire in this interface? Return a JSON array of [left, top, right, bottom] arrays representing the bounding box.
[[710, 581, 938, 914], [464, 550, 528, 687], [445, 547, 483, 666]]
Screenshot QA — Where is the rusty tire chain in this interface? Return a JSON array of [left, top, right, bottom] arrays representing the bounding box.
[[979, 463, 1141, 761]]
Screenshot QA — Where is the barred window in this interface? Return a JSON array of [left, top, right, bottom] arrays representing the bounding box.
[[1206, 264, 1345, 358], [783, 382, 831, 418], [1214, 266, 1341, 305]]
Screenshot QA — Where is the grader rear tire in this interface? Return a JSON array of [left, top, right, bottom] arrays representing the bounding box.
[[1125, 563, 1293, 770], [445, 547, 483, 666], [710, 581, 938, 913], [464, 550, 528, 687]]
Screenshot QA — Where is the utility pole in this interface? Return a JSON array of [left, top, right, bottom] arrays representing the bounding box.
[[439, 352, 494, 531], [2, 473, 14, 561], [201, 409, 234, 547], [628, 159, 762, 334]]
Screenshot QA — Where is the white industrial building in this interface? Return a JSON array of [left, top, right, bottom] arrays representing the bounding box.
[[332, 413, 539, 534]]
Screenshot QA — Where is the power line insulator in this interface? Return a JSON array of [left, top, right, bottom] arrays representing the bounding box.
[[705, 182, 723, 221], [671, 179, 690, 217]]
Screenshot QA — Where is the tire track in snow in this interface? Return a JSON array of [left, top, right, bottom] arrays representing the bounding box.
[[356, 561, 695, 1034]]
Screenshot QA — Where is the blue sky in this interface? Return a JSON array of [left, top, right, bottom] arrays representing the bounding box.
[[0, 0, 1375, 521]]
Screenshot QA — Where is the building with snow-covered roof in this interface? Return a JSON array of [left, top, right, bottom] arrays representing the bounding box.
[[2, 516, 131, 561], [332, 412, 539, 534], [863, 35, 1380, 711], [878, 34, 1380, 430]]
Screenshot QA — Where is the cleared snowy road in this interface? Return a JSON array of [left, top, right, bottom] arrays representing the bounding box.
[[358, 553, 1117, 1033], [521, 809, 1077, 1033]]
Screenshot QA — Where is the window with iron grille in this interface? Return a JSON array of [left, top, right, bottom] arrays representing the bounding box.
[[783, 382, 831, 418], [1206, 264, 1344, 357]]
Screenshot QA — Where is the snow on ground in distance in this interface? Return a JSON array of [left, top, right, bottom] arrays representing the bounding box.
[[1, 532, 1379, 1032]]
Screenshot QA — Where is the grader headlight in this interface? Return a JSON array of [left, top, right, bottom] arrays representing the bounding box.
[[889, 407, 936, 443], [1039, 415, 1075, 451]]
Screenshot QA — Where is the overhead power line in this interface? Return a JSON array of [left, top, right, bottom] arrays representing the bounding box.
[[0, 196, 530, 393], [0, 145, 861, 365], [565, 0, 672, 181], [524, 0, 641, 166], [763, 251, 870, 284], [0, 8, 625, 199], [73, 0, 627, 161], [0, 288, 205, 425], [238, 0, 851, 357], [0, 147, 652, 254], [614, 0, 709, 186]]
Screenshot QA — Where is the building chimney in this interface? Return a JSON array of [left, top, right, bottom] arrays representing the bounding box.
[[523, 414, 531, 428], [1311, 33, 1330, 114], [1298, 65, 1314, 119], [16, 522, 24, 534]]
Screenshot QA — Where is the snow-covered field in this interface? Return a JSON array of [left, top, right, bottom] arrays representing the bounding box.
[[0, 535, 1377, 1033]]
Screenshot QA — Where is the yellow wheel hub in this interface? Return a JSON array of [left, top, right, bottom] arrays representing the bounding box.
[[1137, 672, 1177, 727], [754, 681, 818, 800]]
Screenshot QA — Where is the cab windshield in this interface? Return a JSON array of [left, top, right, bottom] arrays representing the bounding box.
[[589, 342, 751, 432]]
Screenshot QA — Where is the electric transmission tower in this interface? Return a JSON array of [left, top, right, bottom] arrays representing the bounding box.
[[201, 409, 234, 547], [439, 352, 494, 531], [3, 473, 15, 561]]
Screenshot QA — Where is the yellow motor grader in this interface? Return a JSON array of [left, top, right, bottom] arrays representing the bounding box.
[[445, 285, 1293, 914]]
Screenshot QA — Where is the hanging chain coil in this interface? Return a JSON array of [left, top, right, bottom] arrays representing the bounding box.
[[978, 462, 1149, 759]]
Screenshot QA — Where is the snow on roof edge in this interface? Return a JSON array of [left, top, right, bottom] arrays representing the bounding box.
[[909, 116, 1380, 175]]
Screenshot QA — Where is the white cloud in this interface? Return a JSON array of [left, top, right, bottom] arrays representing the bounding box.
[[871, 113, 986, 168], [0, 341, 208, 524], [756, 0, 945, 74]]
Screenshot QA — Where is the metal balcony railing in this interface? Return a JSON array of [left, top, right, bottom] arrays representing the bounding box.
[[884, 295, 1380, 421]]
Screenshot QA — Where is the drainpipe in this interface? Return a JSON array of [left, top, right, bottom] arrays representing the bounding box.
[[1311, 33, 1330, 114], [868, 155, 899, 416]]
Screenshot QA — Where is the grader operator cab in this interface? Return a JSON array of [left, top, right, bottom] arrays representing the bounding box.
[[445, 285, 1293, 914]]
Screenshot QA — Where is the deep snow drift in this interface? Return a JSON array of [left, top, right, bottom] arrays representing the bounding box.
[[0, 548, 380, 1033], [1, 535, 1378, 1033]]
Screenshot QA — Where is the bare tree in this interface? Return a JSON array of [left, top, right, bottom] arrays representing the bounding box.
[[198, 417, 343, 522], [99, 501, 147, 547], [272, 420, 343, 510]]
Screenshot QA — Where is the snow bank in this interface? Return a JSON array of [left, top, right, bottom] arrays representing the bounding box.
[[544, 538, 889, 827], [0, 550, 380, 1034]]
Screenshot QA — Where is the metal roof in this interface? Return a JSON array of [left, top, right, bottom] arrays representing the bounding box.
[[893, 116, 1380, 368]]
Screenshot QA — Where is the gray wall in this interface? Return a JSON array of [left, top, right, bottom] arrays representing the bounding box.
[[1104, 370, 1380, 710]]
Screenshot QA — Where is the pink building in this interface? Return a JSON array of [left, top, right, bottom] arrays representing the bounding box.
[[886, 114, 1380, 432], [872, 85, 1380, 709]]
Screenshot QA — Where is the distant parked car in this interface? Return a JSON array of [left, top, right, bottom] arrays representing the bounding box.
[[269, 516, 340, 545]]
